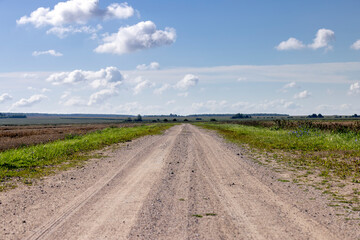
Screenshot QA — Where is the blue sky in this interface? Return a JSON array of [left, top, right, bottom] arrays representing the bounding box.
[[1, 0, 360, 115]]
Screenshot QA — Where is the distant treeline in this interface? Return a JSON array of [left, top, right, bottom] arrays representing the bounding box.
[[0, 113, 27, 118], [188, 113, 289, 117], [26, 113, 132, 118]]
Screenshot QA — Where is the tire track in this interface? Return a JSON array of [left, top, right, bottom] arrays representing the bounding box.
[[26, 125, 184, 240], [189, 124, 339, 240]]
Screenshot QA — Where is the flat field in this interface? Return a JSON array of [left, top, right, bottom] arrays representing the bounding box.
[[0, 123, 139, 152]]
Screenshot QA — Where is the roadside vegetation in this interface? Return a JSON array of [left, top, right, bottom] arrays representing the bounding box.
[[0, 124, 173, 190], [195, 120, 360, 214]]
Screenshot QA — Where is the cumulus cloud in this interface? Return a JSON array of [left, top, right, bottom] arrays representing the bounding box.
[[61, 96, 87, 107], [105, 3, 135, 20], [27, 87, 51, 93], [308, 28, 335, 50], [175, 74, 199, 91], [133, 79, 155, 95], [11, 94, 47, 108], [17, 0, 134, 28], [94, 21, 176, 55], [0, 93, 12, 103], [276, 29, 335, 51], [32, 50, 63, 57], [276, 37, 305, 51], [136, 62, 160, 71], [294, 90, 311, 99], [351, 40, 360, 50], [279, 81, 297, 93], [349, 82, 360, 95], [47, 66, 124, 88], [153, 84, 171, 95], [283, 81, 296, 89], [46, 24, 102, 38], [88, 88, 117, 106]]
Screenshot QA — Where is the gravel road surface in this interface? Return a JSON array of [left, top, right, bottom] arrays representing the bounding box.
[[1, 124, 358, 239]]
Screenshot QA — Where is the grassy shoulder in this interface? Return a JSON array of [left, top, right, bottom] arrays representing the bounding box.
[[0, 123, 173, 189], [195, 122, 360, 178], [195, 122, 360, 213]]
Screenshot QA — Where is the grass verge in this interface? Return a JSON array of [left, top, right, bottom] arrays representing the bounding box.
[[0, 123, 173, 189], [194, 122, 360, 215], [195, 122, 360, 179]]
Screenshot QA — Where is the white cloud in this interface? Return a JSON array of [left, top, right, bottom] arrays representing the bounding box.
[[61, 96, 87, 107], [60, 91, 71, 99], [175, 74, 199, 90], [276, 29, 335, 51], [0, 93, 12, 103], [105, 3, 135, 20], [351, 40, 360, 50], [308, 28, 335, 50], [133, 79, 154, 95], [115, 102, 143, 114], [32, 50, 63, 57], [28, 87, 51, 93], [46, 24, 102, 38], [94, 21, 176, 55], [192, 100, 228, 113], [349, 82, 360, 95], [255, 99, 301, 111], [153, 84, 171, 95], [166, 100, 175, 105], [11, 94, 47, 108], [47, 66, 124, 88], [237, 77, 247, 82], [283, 81, 296, 89], [316, 104, 351, 112], [88, 88, 117, 106], [177, 92, 189, 97], [136, 62, 160, 71], [17, 0, 134, 28], [41, 88, 51, 93], [232, 99, 300, 112], [276, 37, 305, 51], [23, 73, 38, 79], [279, 81, 297, 93], [294, 90, 311, 99]]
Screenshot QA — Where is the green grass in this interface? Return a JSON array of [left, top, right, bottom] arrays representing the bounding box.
[[195, 123, 360, 179], [205, 213, 217, 216], [0, 123, 173, 185], [277, 179, 290, 182]]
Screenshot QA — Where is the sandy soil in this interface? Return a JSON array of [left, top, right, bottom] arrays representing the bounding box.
[[1, 124, 359, 239]]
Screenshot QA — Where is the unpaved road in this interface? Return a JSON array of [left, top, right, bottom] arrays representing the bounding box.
[[1, 124, 359, 239]]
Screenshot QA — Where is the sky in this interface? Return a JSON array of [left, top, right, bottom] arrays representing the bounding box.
[[1, 0, 360, 115]]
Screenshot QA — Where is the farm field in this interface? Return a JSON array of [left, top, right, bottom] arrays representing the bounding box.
[[0, 123, 147, 152], [0, 123, 172, 189], [0, 123, 143, 152], [0, 123, 359, 239]]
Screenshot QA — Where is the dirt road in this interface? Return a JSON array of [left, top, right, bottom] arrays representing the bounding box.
[[1, 124, 358, 239]]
